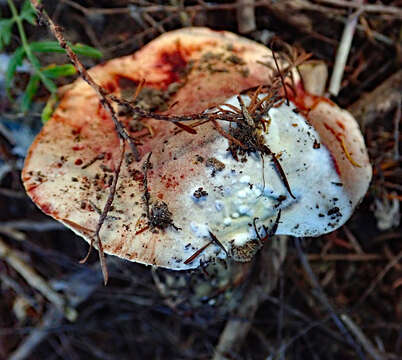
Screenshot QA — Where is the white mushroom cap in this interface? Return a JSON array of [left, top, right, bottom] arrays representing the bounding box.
[[22, 27, 371, 270]]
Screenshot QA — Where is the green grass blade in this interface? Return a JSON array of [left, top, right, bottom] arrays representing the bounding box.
[[70, 43, 103, 59], [20, 0, 37, 25], [40, 74, 57, 94], [29, 41, 64, 53], [30, 41, 103, 59], [41, 93, 58, 123], [42, 64, 76, 79], [21, 73, 40, 112], [5, 46, 25, 91], [0, 18, 14, 50]]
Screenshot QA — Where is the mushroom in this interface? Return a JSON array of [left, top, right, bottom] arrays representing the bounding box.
[[22, 27, 372, 270]]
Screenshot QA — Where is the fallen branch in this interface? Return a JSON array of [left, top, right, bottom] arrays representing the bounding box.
[[348, 69, 402, 128]]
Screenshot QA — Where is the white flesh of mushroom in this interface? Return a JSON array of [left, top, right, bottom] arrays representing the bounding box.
[[178, 95, 354, 265]]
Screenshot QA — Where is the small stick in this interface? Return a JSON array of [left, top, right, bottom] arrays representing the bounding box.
[[208, 230, 229, 257], [348, 70, 402, 128], [306, 252, 385, 261], [81, 153, 105, 169], [315, 0, 402, 17], [142, 152, 152, 223], [0, 226, 26, 241], [357, 249, 402, 305], [255, 210, 282, 243], [294, 237, 365, 359], [212, 120, 247, 149], [108, 93, 241, 124], [271, 48, 290, 105], [261, 209, 282, 243], [8, 307, 64, 360], [329, 5, 363, 96], [142, 12, 166, 34], [341, 314, 386, 360], [342, 226, 364, 254], [173, 122, 197, 134], [0, 237, 76, 321], [184, 240, 213, 265], [264, 146, 296, 199], [87, 200, 120, 220], [237, 95, 254, 126], [79, 140, 126, 285], [236, 0, 256, 34], [393, 98, 401, 161]]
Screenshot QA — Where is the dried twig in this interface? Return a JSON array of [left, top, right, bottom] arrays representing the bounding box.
[[0, 188, 26, 198], [265, 295, 347, 345], [0, 220, 64, 232], [7, 266, 101, 360], [236, 0, 256, 34], [0, 237, 76, 321], [307, 253, 385, 261], [213, 236, 287, 360], [8, 307, 64, 360], [183, 239, 213, 265], [142, 152, 152, 223], [294, 237, 365, 359], [108, 93, 241, 124], [329, 5, 363, 96], [80, 140, 126, 285], [315, 0, 402, 18], [357, 249, 402, 305], [142, 12, 166, 34], [393, 98, 401, 161], [349, 70, 402, 128], [343, 226, 364, 254], [341, 314, 386, 360]]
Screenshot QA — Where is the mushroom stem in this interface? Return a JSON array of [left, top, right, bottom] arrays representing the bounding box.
[[213, 236, 287, 359]]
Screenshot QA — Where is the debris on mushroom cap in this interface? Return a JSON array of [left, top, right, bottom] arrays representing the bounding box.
[[22, 27, 372, 270]]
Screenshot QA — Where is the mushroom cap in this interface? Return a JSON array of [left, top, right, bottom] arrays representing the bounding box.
[[22, 27, 371, 270]]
